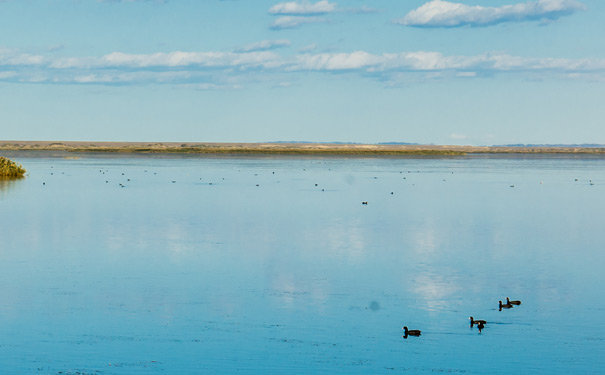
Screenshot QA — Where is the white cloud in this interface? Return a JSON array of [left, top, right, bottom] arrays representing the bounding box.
[[294, 51, 381, 70], [98, 0, 166, 3], [2, 46, 605, 86], [269, 0, 336, 15], [293, 51, 473, 71], [71, 71, 191, 84], [270, 16, 327, 29], [50, 51, 283, 69], [235, 39, 291, 53], [267, 1, 374, 29], [0, 71, 17, 79], [0, 48, 45, 65], [291, 51, 605, 78], [396, 0, 586, 28]]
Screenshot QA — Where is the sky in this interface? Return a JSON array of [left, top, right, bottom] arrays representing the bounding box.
[[1, 0, 604, 145]]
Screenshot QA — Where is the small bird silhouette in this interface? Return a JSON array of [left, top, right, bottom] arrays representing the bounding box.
[[506, 297, 521, 305], [402, 326, 421, 338], [499, 300, 513, 310], [470, 316, 486, 326], [477, 322, 485, 333]]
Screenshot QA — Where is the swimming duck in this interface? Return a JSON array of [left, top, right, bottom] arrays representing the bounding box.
[[499, 300, 513, 310], [477, 322, 485, 333], [402, 326, 421, 337], [506, 297, 521, 305], [469, 317, 486, 326]]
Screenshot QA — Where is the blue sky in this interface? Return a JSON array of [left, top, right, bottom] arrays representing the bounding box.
[[1, 0, 604, 145]]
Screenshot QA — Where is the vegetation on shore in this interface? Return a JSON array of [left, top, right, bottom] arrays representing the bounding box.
[[2, 141, 605, 156], [0, 156, 26, 178], [67, 146, 467, 156]]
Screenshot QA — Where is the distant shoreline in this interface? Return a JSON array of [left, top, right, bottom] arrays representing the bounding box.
[[2, 140, 605, 156]]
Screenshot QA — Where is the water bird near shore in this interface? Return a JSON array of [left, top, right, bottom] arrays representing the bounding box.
[[470, 317, 486, 326], [499, 300, 513, 310], [506, 297, 521, 305], [402, 326, 421, 338], [362, 201, 368, 205]]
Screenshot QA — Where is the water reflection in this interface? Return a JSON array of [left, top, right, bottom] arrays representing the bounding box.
[[0, 177, 23, 197], [2, 154, 605, 374], [412, 272, 462, 313], [412, 220, 438, 255], [320, 219, 367, 262]]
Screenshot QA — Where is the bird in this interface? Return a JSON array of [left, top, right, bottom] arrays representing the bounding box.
[[402, 326, 421, 338], [470, 317, 486, 326], [499, 300, 513, 310], [506, 297, 521, 305], [477, 322, 485, 333]]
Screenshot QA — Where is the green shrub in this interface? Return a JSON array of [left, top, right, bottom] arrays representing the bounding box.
[[0, 156, 26, 178]]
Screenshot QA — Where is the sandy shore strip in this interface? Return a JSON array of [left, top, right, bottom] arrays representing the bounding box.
[[2, 140, 605, 155]]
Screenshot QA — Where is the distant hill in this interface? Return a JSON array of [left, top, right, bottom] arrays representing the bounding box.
[[268, 141, 363, 145], [496, 143, 605, 148], [269, 141, 418, 145], [2, 141, 605, 156]]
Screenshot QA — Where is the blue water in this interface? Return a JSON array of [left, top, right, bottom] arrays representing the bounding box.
[[1, 152, 604, 374]]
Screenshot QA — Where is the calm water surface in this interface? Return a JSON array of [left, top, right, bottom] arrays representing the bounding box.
[[1, 152, 604, 374]]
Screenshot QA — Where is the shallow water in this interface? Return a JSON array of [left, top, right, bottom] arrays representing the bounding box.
[[1, 152, 604, 374]]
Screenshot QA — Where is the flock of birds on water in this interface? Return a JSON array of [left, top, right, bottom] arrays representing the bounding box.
[[37, 162, 565, 341], [402, 297, 522, 339], [31, 163, 592, 346]]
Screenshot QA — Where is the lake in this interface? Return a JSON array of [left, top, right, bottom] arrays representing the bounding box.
[[1, 152, 604, 374]]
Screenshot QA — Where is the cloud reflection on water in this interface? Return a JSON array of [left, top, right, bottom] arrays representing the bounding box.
[[321, 219, 367, 263], [407, 219, 464, 313], [412, 272, 462, 313]]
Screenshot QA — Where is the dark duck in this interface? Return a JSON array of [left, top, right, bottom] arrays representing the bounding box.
[[506, 297, 521, 305], [469, 316, 486, 326], [402, 326, 421, 338]]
